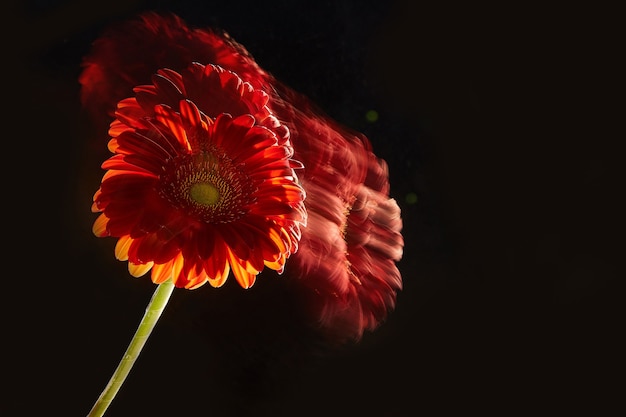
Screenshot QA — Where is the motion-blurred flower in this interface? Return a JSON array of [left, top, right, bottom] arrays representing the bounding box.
[[81, 12, 402, 345], [83, 11, 404, 416]]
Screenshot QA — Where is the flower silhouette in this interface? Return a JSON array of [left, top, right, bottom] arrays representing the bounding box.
[[81, 11, 403, 342]]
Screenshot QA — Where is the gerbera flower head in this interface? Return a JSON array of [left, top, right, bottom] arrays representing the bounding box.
[[92, 64, 306, 290]]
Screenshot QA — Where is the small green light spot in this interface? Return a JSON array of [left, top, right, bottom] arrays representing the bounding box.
[[365, 110, 379, 123], [405, 192, 418, 205], [190, 182, 220, 206]]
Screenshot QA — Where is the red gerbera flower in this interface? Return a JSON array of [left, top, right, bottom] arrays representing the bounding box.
[[81, 12, 403, 342], [92, 67, 306, 289]]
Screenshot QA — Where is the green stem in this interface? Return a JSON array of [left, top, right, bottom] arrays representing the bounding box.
[[87, 279, 176, 417]]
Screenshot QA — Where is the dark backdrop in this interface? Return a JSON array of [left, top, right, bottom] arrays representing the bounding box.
[[4, 1, 623, 416]]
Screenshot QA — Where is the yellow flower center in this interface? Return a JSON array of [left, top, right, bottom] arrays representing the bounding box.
[[190, 182, 220, 206]]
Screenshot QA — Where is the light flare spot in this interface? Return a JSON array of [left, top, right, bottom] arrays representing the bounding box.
[[405, 192, 418, 205], [365, 109, 379, 123]]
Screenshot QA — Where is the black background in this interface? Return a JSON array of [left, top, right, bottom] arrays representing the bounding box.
[[4, 1, 623, 416]]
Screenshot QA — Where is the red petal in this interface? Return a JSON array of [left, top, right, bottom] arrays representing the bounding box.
[[151, 261, 173, 284], [228, 248, 256, 289]]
